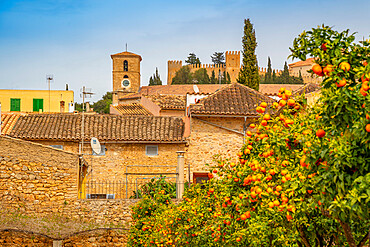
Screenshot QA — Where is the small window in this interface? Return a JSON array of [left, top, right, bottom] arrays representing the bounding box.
[[10, 98, 21, 111], [123, 60, 128, 71], [146, 145, 158, 156], [93, 145, 106, 156], [50, 145, 63, 150], [193, 172, 210, 184], [124, 75, 129, 78]]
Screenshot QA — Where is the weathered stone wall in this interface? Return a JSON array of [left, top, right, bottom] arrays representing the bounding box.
[[186, 116, 253, 174], [0, 136, 79, 212], [0, 229, 128, 247]]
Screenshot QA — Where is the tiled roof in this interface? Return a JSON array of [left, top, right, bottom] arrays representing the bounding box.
[[9, 114, 186, 143], [138, 84, 228, 96], [111, 103, 152, 115], [259, 84, 303, 96], [146, 95, 186, 110], [111, 51, 142, 61], [288, 58, 315, 68], [1, 113, 24, 135], [293, 83, 321, 96], [189, 83, 276, 116]]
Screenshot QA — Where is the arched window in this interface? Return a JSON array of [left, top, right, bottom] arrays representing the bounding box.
[[123, 60, 128, 71], [124, 75, 129, 78]]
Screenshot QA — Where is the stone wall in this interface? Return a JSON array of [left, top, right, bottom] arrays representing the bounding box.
[[0, 229, 128, 247], [186, 116, 253, 174]]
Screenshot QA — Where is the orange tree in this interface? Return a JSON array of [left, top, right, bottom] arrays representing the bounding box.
[[289, 25, 370, 246], [128, 25, 370, 247]]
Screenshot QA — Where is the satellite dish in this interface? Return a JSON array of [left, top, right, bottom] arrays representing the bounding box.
[[91, 137, 101, 154], [193, 85, 200, 93]]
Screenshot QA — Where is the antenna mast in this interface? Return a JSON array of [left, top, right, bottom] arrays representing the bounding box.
[[46, 75, 54, 112], [80, 86, 94, 155]]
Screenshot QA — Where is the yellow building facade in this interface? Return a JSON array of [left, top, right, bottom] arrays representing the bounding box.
[[0, 89, 74, 113]]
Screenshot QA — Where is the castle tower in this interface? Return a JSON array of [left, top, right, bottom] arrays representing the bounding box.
[[225, 51, 241, 82], [167, 60, 183, 85], [111, 51, 142, 105]]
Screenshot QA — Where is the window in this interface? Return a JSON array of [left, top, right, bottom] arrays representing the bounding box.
[[193, 173, 210, 184], [92, 145, 106, 156], [10, 98, 21, 111], [33, 99, 44, 112], [50, 145, 63, 150], [146, 145, 158, 156], [86, 194, 115, 199], [123, 60, 128, 71]]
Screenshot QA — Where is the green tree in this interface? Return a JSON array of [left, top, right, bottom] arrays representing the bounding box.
[[237, 18, 260, 90], [172, 66, 193, 84], [185, 53, 201, 65], [279, 61, 291, 84], [264, 57, 272, 83], [91, 92, 112, 113], [210, 70, 217, 84], [211, 52, 225, 65], [193, 68, 210, 84], [272, 70, 276, 83], [149, 67, 162, 86], [226, 72, 231, 83]]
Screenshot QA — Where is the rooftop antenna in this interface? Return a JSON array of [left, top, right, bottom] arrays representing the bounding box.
[[126, 43, 128, 52], [80, 86, 94, 155], [46, 75, 54, 112]]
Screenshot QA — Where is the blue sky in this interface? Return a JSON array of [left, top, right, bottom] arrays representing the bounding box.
[[0, 0, 369, 102]]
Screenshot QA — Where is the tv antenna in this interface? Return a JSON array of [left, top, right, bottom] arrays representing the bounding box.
[[80, 86, 94, 155], [46, 74, 54, 112]]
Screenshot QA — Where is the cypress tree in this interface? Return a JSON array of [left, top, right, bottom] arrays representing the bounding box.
[[210, 70, 217, 84], [237, 18, 260, 90], [281, 62, 290, 84], [265, 57, 272, 83], [149, 67, 162, 86], [272, 70, 276, 83]]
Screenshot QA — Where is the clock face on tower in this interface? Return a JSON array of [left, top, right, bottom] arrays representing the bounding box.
[[121, 79, 130, 88]]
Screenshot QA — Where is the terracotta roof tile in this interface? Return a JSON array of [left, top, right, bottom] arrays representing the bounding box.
[[288, 58, 315, 68], [137, 84, 228, 96], [259, 84, 304, 96], [1, 113, 24, 135], [293, 83, 321, 96], [111, 103, 152, 115], [9, 114, 185, 143], [110, 51, 142, 61], [145, 95, 186, 110], [189, 83, 276, 116]]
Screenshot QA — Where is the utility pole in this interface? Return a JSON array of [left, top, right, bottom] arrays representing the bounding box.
[[80, 86, 93, 155]]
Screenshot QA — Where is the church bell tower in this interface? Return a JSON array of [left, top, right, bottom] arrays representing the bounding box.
[[111, 51, 142, 105]]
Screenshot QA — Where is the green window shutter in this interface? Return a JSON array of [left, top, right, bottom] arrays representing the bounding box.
[[10, 98, 21, 111], [33, 99, 44, 112]]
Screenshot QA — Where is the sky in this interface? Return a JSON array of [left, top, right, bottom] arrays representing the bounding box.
[[0, 0, 369, 103]]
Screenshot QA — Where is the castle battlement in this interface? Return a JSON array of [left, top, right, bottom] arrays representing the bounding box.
[[168, 60, 182, 65], [188, 63, 225, 69], [225, 51, 240, 55]]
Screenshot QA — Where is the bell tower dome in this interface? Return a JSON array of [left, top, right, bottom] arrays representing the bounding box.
[[111, 51, 142, 105]]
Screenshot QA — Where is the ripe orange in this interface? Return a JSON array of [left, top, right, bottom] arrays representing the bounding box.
[[312, 64, 324, 76], [268, 202, 274, 208], [279, 100, 287, 107], [276, 185, 282, 192], [323, 64, 334, 75], [263, 114, 271, 121], [286, 214, 293, 221], [261, 120, 268, 126], [260, 102, 267, 108], [366, 124, 370, 132], [236, 237, 241, 242], [240, 214, 247, 221], [316, 129, 326, 138], [339, 62, 351, 71], [287, 99, 295, 107], [360, 89, 368, 97], [336, 79, 346, 87], [321, 43, 327, 51], [249, 123, 256, 129]]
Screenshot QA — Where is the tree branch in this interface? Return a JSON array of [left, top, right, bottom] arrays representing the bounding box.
[[357, 231, 369, 247], [298, 226, 312, 247], [337, 218, 357, 247]]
